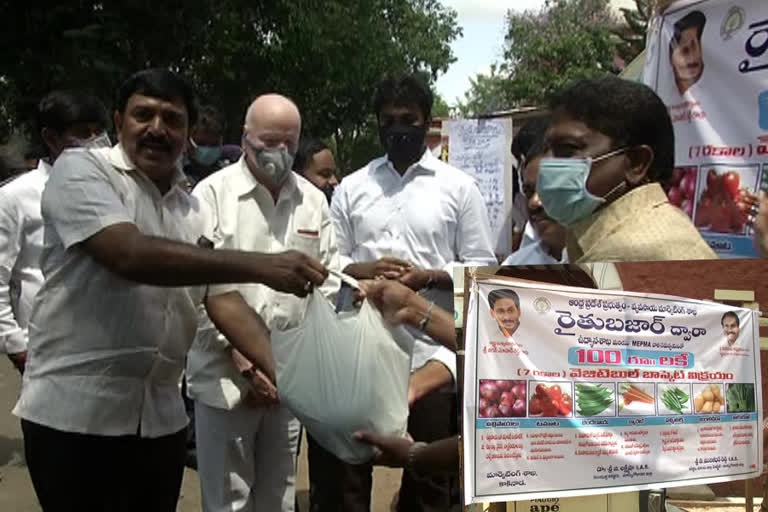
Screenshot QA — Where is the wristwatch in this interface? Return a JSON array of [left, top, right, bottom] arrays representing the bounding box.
[[406, 441, 428, 476]]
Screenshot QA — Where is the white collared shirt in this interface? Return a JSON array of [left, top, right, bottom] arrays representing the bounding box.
[[330, 150, 497, 378], [501, 221, 569, 266], [0, 159, 51, 354], [13, 144, 207, 438], [186, 158, 341, 410]]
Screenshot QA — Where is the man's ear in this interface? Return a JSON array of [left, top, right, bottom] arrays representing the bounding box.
[[113, 110, 123, 140], [490, 310, 497, 320], [624, 145, 654, 186], [40, 127, 60, 157]]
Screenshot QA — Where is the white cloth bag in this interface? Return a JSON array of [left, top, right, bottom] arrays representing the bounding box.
[[271, 290, 414, 464]]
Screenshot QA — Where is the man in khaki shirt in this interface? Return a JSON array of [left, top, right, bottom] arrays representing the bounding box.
[[536, 76, 716, 263]]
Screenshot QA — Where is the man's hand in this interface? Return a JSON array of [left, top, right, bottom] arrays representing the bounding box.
[[398, 268, 432, 291], [353, 431, 414, 468], [358, 279, 420, 327], [344, 258, 412, 280], [7, 350, 26, 374], [408, 361, 453, 408], [260, 250, 328, 297], [242, 368, 280, 408]]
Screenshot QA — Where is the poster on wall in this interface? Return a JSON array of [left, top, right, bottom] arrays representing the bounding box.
[[445, 118, 515, 254], [643, 0, 768, 258], [461, 277, 763, 505]]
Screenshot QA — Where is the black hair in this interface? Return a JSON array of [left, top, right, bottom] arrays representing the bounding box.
[[373, 74, 433, 120], [511, 117, 550, 162], [36, 90, 108, 135], [524, 137, 550, 164], [672, 10, 706, 47], [488, 289, 520, 310], [548, 77, 675, 183], [293, 137, 329, 173], [721, 311, 739, 327], [196, 104, 225, 137], [115, 68, 198, 126]]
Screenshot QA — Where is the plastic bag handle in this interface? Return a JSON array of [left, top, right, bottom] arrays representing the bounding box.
[[329, 268, 361, 290]]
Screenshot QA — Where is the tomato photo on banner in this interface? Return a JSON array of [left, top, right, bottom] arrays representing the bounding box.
[[693, 165, 761, 235], [643, 0, 768, 258]]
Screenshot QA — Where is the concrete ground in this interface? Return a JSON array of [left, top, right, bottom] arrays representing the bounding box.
[[0, 358, 402, 511]]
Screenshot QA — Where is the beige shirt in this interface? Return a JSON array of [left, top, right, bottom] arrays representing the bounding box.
[[13, 145, 206, 438], [186, 159, 341, 410], [567, 183, 717, 263]]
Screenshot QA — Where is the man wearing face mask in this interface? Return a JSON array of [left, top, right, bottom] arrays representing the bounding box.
[[537, 77, 715, 263], [0, 89, 109, 374], [330, 74, 496, 511], [183, 104, 239, 189], [293, 136, 339, 204], [503, 135, 568, 265], [186, 94, 341, 512]]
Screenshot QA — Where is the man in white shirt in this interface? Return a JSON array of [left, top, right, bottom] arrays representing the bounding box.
[[186, 94, 340, 512], [502, 137, 567, 266], [13, 69, 329, 512], [0, 90, 109, 373], [330, 74, 497, 511]]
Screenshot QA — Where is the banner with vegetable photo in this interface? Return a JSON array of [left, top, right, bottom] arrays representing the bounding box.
[[461, 276, 762, 505], [642, 0, 768, 258]]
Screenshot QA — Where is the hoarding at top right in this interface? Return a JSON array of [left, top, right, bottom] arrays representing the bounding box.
[[644, 0, 768, 258]]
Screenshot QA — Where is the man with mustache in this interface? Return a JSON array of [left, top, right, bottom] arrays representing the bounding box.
[[13, 69, 328, 512], [488, 289, 521, 339], [0, 89, 109, 376], [722, 311, 740, 347], [186, 94, 341, 512], [503, 137, 567, 265], [331, 73, 496, 511]]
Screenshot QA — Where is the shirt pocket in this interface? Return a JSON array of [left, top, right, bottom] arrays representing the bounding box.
[[286, 231, 322, 260]]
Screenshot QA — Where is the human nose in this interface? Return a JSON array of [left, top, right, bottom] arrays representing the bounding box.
[[528, 192, 542, 211], [329, 175, 339, 186], [147, 114, 166, 134]]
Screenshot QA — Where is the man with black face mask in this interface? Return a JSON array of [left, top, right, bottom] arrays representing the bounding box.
[[293, 137, 338, 204], [329, 74, 496, 512]]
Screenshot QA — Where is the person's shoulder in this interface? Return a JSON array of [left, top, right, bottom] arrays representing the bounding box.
[[194, 160, 241, 189], [0, 167, 44, 195], [338, 156, 387, 189], [424, 154, 477, 186], [295, 173, 328, 207]]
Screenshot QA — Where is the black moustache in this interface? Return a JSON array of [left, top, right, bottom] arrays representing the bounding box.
[[139, 138, 171, 151]]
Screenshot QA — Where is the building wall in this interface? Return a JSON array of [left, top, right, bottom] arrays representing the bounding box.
[[614, 259, 768, 497]]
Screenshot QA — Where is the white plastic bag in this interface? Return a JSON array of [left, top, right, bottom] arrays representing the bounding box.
[[271, 290, 414, 464]]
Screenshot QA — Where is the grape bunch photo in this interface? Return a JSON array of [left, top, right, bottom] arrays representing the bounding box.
[[693, 167, 760, 234], [478, 379, 527, 418]]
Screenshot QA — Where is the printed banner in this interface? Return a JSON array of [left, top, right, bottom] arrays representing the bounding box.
[[461, 277, 762, 505], [643, 0, 768, 258]]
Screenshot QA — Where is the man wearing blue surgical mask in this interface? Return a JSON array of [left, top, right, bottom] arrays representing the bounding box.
[[0, 89, 108, 375], [536, 77, 715, 262], [184, 104, 238, 189]]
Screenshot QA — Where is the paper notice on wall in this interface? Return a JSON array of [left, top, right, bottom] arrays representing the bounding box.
[[447, 118, 513, 252]]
